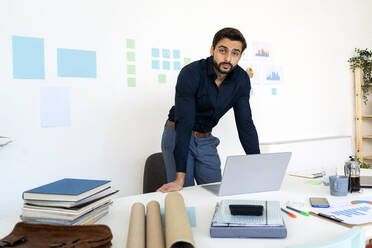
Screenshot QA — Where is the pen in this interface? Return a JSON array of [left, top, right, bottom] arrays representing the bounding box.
[[312, 172, 323, 178], [286, 206, 310, 216], [317, 213, 343, 222], [281, 208, 296, 218]]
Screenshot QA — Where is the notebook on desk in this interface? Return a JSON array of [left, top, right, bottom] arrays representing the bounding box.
[[202, 152, 292, 196]]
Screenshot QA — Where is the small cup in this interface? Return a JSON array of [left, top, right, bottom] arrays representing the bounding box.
[[329, 176, 348, 196]]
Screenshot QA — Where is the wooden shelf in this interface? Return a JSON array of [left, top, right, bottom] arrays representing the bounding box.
[[355, 67, 371, 163]]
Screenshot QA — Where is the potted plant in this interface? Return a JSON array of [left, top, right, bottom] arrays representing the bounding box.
[[355, 155, 371, 169], [0, 136, 12, 147], [348, 48, 372, 104]]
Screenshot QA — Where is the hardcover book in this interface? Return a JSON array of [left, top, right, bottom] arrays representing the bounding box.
[[23, 178, 111, 201]]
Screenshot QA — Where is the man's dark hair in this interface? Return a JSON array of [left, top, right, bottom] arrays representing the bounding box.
[[212, 27, 247, 52]]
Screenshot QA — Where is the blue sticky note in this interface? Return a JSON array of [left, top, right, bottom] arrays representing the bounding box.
[[162, 61, 170, 70], [57, 48, 96, 78], [162, 49, 170, 58], [152, 48, 160, 57], [250, 88, 254, 96], [40, 87, 70, 128], [161, 207, 196, 227], [173, 61, 181, 70], [152, 60, 160, 70], [271, 88, 277, 96], [186, 207, 196, 227], [12, 36, 45, 79], [173, 49, 180, 59]]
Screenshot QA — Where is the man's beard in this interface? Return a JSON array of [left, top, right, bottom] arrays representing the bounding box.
[[213, 57, 235, 74]]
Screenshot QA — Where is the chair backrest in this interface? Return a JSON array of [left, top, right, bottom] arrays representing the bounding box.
[[287, 227, 365, 248], [366, 241, 372, 248], [143, 152, 167, 194]]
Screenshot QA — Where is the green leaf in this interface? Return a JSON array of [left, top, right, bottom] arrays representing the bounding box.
[[0, 140, 12, 147], [0, 136, 12, 147], [348, 48, 372, 104]]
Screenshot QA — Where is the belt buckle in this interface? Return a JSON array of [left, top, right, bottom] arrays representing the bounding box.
[[193, 131, 209, 138]]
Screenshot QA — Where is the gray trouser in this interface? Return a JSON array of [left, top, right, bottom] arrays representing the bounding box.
[[161, 123, 222, 187]]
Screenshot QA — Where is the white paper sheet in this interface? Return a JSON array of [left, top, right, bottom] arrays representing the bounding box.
[[312, 203, 372, 225], [40, 87, 71, 128]]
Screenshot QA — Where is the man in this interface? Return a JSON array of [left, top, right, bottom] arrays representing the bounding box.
[[157, 27, 260, 193]]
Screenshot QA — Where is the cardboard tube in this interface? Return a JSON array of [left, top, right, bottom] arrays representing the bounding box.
[[165, 192, 195, 248], [146, 201, 165, 248], [126, 202, 145, 248]]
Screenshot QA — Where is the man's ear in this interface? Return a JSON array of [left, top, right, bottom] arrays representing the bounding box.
[[210, 46, 214, 56]]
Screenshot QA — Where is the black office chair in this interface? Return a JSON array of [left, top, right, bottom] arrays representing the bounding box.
[[143, 152, 167, 193]]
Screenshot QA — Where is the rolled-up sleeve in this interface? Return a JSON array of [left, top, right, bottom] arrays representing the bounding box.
[[233, 80, 260, 154], [174, 68, 198, 172]]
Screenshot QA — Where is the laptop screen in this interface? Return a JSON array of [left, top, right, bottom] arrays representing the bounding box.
[[217, 152, 292, 196]]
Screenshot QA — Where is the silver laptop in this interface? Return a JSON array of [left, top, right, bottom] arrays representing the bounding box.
[[202, 152, 292, 196]]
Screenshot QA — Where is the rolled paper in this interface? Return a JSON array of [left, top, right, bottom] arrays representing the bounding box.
[[146, 201, 165, 248], [165, 192, 195, 248], [126, 202, 145, 248]]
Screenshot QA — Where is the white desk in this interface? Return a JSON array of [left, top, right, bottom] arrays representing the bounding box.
[[1, 175, 372, 247]]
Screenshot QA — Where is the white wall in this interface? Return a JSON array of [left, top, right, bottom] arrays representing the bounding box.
[[0, 0, 371, 218], [260, 136, 352, 173]]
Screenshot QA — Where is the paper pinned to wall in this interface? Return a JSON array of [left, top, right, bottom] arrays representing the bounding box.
[[40, 86, 71, 128], [263, 64, 284, 84], [251, 40, 272, 60], [12, 36, 45, 79], [238, 62, 262, 85], [57, 48, 97, 78]]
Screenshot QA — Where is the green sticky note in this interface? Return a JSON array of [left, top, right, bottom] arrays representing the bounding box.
[[305, 180, 323, 185], [184, 57, 191, 65], [127, 78, 136, 87], [127, 65, 136, 74], [158, 74, 166, 84], [126, 39, 135, 49], [126, 52, 135, 62]]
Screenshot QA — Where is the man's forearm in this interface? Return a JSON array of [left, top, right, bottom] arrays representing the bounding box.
[[175, 172, 185, 186], [156, 172, 185, 193]]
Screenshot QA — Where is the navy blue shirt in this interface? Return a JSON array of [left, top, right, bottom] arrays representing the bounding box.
[[168, 56, 260, 172]]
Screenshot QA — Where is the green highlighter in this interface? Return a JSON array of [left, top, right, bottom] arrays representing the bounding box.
[[286, 206, 310, 216]]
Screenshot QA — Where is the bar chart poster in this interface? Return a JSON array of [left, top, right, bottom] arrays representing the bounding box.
[[263, 64, 283, 84], [238, 62, 262, 85], [251, 41, 272, 61]]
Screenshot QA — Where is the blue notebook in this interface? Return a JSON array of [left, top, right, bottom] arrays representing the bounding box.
[[23, 178, 111, 202]]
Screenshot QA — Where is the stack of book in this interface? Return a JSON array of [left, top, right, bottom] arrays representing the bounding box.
[[21, 178, 118, 225], [210, 199, 287, 238]]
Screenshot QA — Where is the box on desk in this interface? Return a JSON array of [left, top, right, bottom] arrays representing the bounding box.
[[210, 200, 287, 238]]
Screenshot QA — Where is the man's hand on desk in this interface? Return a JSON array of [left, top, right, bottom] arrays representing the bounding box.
[[156, 172, 185, 193]]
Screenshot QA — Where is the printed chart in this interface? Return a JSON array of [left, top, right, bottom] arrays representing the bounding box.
[[263, 64, 283, 84], [251, 41, 272, 60], [313, 204, 372, 225], [238, 62, 262, 85]]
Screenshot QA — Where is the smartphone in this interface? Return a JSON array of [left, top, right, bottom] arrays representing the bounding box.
[[310, 197, 330, 208]]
